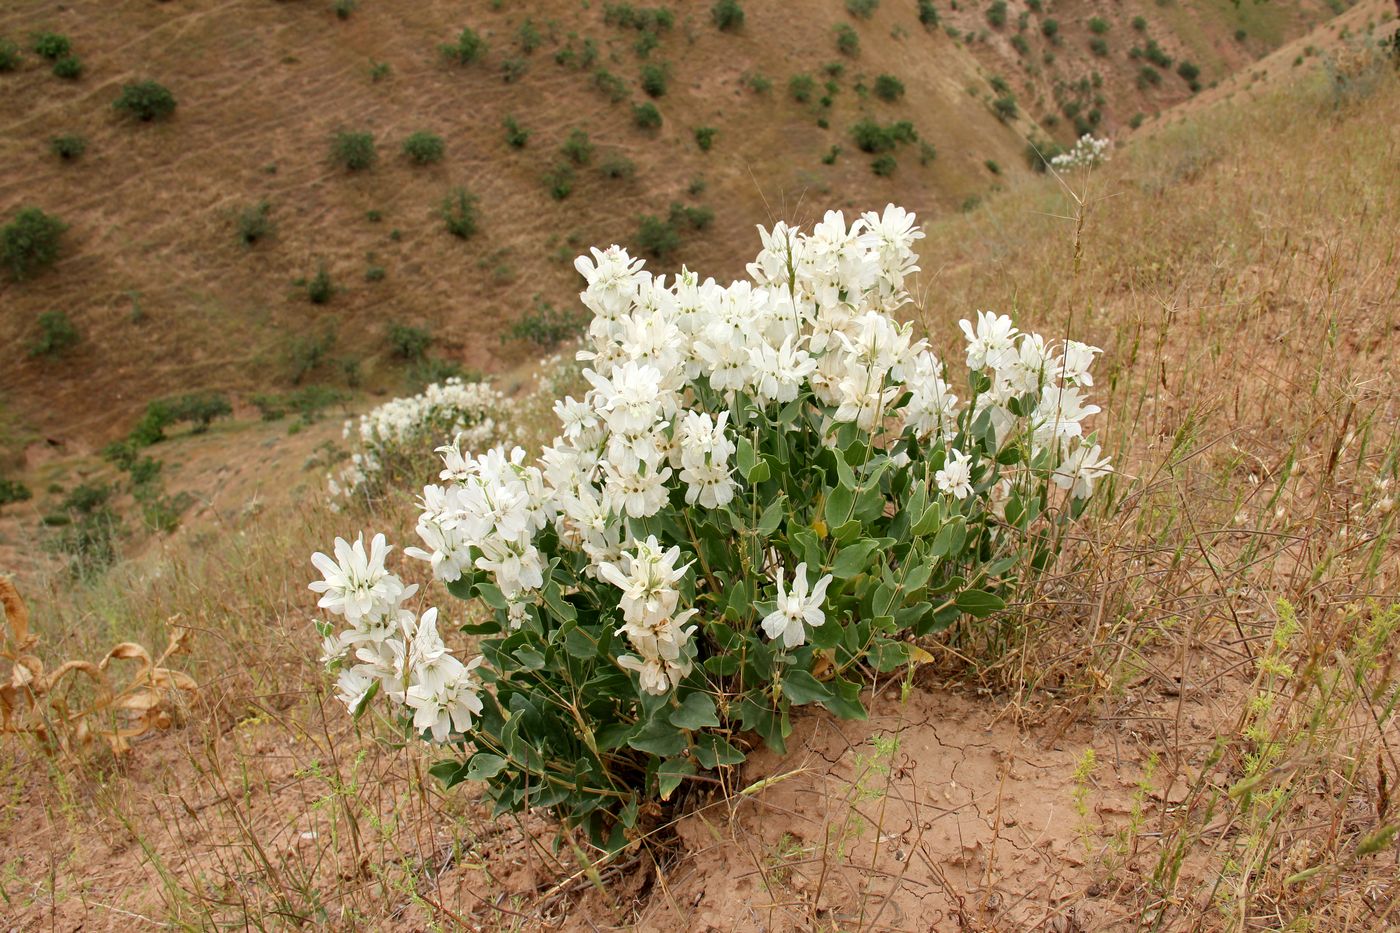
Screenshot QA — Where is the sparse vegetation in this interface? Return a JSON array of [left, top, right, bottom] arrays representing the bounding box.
[[113, 81, 177, 121], [846, 0, 879, 20], [600, 153, 637, 179], [694, 125, 717, 150], [640, 61, 669, 96], [49, 134, 86, 160], [2, 207, 67, 281], [0, 38, 20, 72], [440, 27, 485, 65], [235, 201, 274, 246], [633, 101, 662, 129], [333, 0, 357, 20], [711, 0, 744, 32], [439, 187, 479, 238], [303, 264, 334, 304], [871, 153, 896, 175], [27, 310, 80, 358], [507, 295, 587, 347], [850, 117, 917, 152], [635, 212, 681, 258], [401, 131, 445, 165], [789, 73, 816, 103], [561, 128, 594, 165], [917, 0, 939, 28], [331, 130, 376, 170], [388, 323, 432, 361], [31, 32, 70, 60], [503, 115, 531, 148], [544, 162, 575, 200], [835, 23, 860, 56], [986, 1, 1006, 28], [51, 56, 82, 80], [873, 73, 904, 101], [0, 478, 31, 507], [593, 67, 629, 102]]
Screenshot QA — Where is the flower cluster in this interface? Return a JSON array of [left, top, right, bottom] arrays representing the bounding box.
[[328, 377, 511, 500], [309, 205, 1112, 832], [1050, 134, 1112, 171], [310, 533, 483, 742]]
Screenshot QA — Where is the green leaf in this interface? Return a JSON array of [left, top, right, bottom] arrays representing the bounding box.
[[757, 497, 785, 536], [657, 757, 696, 801], [911, 499, 941, 537], [736, 436, 757, 479], [541, 582, 577, 622], [930, 518, 967, 558], [825, 483, 854, 527], [832, 539, 881, 579], [823, 677, 868, 720], [782, 669, 834, 705], [670, 693, 720, 730], [954, 588, 1005, 618], [627, 718, 687, 757], [749, 457, 772, 483], [465, 753, 508, 782], [562, 625, 598, 659], [513, 645, 547, 670], [832, 518, 863, 545], [350, 678, 380, 720], [869, 638, 911, 672], [703, 653, 740, 676], [429, 759, 465, 787], [693, 734, 746, 769], [476, 582, 508, 610]]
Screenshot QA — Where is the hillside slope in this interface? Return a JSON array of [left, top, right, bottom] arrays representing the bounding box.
[[0, 0, 1334, 460]]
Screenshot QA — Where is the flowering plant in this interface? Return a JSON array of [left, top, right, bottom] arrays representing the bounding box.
[[1050, 134, 1112, 171], [310, 206, 1110, 847]]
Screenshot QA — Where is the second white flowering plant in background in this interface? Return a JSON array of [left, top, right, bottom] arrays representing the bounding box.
[[311, 205, 1111, 849], [1050, 133, 1112, 171]]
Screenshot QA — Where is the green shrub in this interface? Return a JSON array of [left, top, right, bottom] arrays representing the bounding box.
[[403, 131, 445, 165], [667, 202, 713, 230], [0, 39, 20, 72], [640, 61, 669, 96], [287, 329, 337, 383], [365, 265, 386, 282], [711, 0, 744, 32], [50, 134, 86, 160], [1040, 18, 1059, 40], [113, 81, 177, 121], [1011, 33, 1029, 55], [743, 72, 772, 94], [917, 0, 939, 28], [1024, 136, 1065, 172], [919, 141, 937, 164], [694, 126, 717, 151], [440, 187, 479, 238], [1138, 65, 1162, 88], [633, 101, 662, 129], [821, 145, 841, 165], [849, 118, 901, 152], [1132, 16, 1148, 31], [561, 128, 593, 165], [846, 0, 879, 19], [835, 24, 860, 56], [441, 27, 485, 64], [635, 214, 680, 258], [305, 264, 335, 304], [389, 323, 432, 361], [236, 201, 274, 246], [594, 68, 629, 102], [789, 73, 816, 103], [871, 153, 896, 175], [516, 18, 543, 54], [166, 393, 232, 433], [31, 32, 70, 60], [507, 295, 587, 347], [52, 55, 82, 79], [545, 163, 575, 200], [1089, 37, 1108, 56], [600, 154, 637, 179], [1088, 16, 1110, 34], [992, 94, 1018, 121], [1177, 60, 1200, 82], [369, 60, 391, 81], [873, 73, 904, 101], [500, 57, 527, 83], [0, 478, 31, 508], [984, 158, 1000, 174], [333, 0, 357, 19], [28, 310, 80, 357], [1234, 28, 1246, 42], [1129, 112, 1146, 129], [331, 131, 376, 170], [2, 207, 67, 281], [1144, 39, 1172, 68], [504, 115, 530, 148], [986, 1, 1006, 28]]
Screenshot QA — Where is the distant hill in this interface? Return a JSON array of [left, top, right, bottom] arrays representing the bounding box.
[[0, 0, 1340, 459]]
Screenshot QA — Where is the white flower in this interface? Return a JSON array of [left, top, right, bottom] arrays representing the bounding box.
[[309, 533, 415, 625], [1051, 442, 1113, 499], [406, 655, 485, 743], [761, 562, 834, 649], [936, 448, 974, 500], [959, 311, 1019, 372]]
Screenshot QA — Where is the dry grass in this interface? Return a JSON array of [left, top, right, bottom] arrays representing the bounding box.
[[1, 35, 1398, 933]]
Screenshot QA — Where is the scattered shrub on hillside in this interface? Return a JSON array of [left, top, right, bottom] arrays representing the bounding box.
[[333, 0, 357, 19], [252, 385, 349, 424], [440, 187, 480, 239], [0, 39, 20, 72], [850, 117, 916, 153], [992, 94, 1018, 121], [604, 4, 675, 32], [1234, 28, 1246, 42], [1177, 60, 1200, 83], [561, 128, 594, 165], [50, 134, 86, 160], [1024, 135, 1066, 172], [27, 310, 80, 358], [403, 131, 445, 165], [1138, 65, 1162, 88], [1011, 34, 1029, 55], [544, 163, 575, 200], [835, 24, 860, 56], [694, 125, 717, 150], [507, 295, 588, 347], [640, 61, 669, 96], [31, 32, 70, 60], [1143, 39, 1172, 68], [593, 68, 629, 102], [311, 211, 1112, 846], [303, 264, 335, 304], [600, 154, 637, 180], [821, 144, 841, 164], [51, 55, 82, 79], [331, 131, 376, 170], [516, 18, 543, 54], [1041, 18, 1059, 42], [365, 265, 386, 282], [919, 141, 937, 164], [873, 74, 904, 101], [2, 207, 67, 281], [917, 0, 939, 28], [50, 483, 120, 578], [503, 115, 531, 148], [389, 323, 432, 361], [113, 81, 177, 121], [500, 57, 527, 83], [846, 0, 879, 19], [1088, 16, 1109, 35], [369, 60, 391, 81], [985, 159, 1001, 174], [986, 1, 1006, 28], [0, 478, 31, 508], [234, 200, 274, 246], [688, 175, 707, 196], [633, 101, 662, 129], [1089, 37, 1109, 56], [441, 27, 485, 65], [871, 153, 896, 175], [635, 213, 681, 258], [1132, 15, 1148, 31], [286, 329, 337, 383], [668, 201, 714, 231], [711, 0, 744, 32], [789, 73, 816, 103], [126, 393, 233, 447]]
